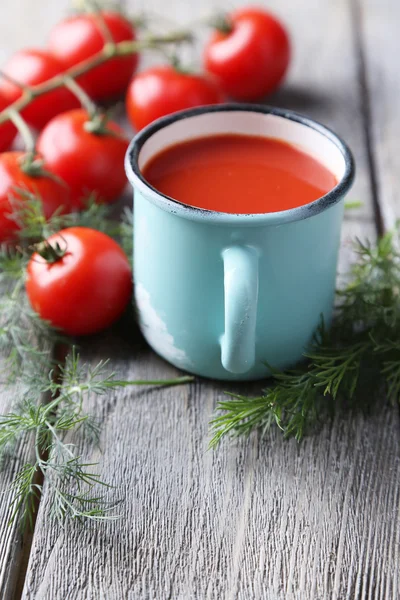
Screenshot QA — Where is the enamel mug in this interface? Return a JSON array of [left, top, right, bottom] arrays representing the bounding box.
[[125, 105, 354, 381]]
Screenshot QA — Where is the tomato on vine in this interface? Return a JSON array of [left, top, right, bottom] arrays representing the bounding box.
[[0, 152, 71, 242], [26, 227, 132, 336], [37, 109, 128, 209], [204, 8, 290, 101], [0, 49, 79, 130], [48, 11, 138, 100], [125, 65, 224, 131]]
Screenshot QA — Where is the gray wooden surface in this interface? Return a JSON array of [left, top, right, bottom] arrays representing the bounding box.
[[0, 0, 399, 598]]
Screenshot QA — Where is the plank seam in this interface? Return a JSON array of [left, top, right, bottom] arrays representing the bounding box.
[[350, 0, 384, 235]]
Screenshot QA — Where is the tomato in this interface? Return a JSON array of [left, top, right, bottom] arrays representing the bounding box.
[[0, 152, 71, 242], [48, 11, 138, 100], [126, 66, 224, 131], [26, 227, 132, 336], [0, 49, 79, 130], [37, 109, 128, 209], [203, 8, 290, 100], [0, 93, 16, 152]]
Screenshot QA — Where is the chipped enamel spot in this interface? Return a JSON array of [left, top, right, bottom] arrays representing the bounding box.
[[135, 283, 191, 367]]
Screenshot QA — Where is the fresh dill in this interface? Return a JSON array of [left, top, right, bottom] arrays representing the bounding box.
[[10, 190, 133, 251], [1, 348, 192, 529]]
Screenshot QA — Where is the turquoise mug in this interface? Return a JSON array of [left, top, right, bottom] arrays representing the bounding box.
[[125, 105, 354, 381]]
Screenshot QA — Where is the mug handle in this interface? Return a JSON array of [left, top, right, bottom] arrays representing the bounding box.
[[220, 245, 259, 374]]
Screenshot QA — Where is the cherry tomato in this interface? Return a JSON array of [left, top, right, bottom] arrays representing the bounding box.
[[0, 93, 16, 152], [203, 8, 290, 100], [126, 66, 224, 131], [26, 227, 132, 336], [48, 11, 138, 100], [0, 152, 71, 242], [0, 49, 79, 130], [37, 109, 128, 209]]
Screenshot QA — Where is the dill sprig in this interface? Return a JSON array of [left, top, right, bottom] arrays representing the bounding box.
[[10, 190, 133, 251], [1, 348, 192, 529], [0, 281, 65, 382], [210, 227, 400, 446], [0, 195, 192, 529]]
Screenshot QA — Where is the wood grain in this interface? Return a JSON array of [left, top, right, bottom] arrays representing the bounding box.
[[0, 0, 395, 598], [0, 380, 36, 600], [0, 3, 70, 599], [22, 336, 400, 600]]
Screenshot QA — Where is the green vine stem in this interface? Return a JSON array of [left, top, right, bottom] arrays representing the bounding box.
[[63, 77, 123, 137], [7, 108, 35, 154], [0, 70, 31, 93], [206, 14, 233, 34], [103, 375, 195, 387], [63, 76, 98, 118], [0, 31, 192, 127], [89, 1, 115, 45], [6, 109, 62, 178]]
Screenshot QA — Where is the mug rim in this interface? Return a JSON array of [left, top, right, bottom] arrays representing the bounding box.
[[125, 103, 355, 226]]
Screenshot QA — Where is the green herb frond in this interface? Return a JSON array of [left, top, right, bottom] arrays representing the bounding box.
[[10, 190, 132, 257], [337, 229, 400, 332], [0, 374, 117, 527], [0, 245, 27, 281], [10, 189, 67, 242], [0, 291, 59, 382], [9, 463, 40, 530], [0, 341, 192, 528], [69, 194, 120, 236]]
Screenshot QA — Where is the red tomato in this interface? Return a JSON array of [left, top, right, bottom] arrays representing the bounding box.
[[203, 7, 290, 100], [26, 227, 132, 336], [37, 109, 128, 209], [0, 93, 16, 152], [48, 11, 138, 100], [0, 49, 79, 130], [126, 66, 224, 131], [0, 152, 71, 242]]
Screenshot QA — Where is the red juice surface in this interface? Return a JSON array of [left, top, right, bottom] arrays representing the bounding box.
[[142, 134, 337, 214]]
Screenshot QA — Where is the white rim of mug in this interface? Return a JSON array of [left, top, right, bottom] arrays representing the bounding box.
[[124, 104, 355, 227]]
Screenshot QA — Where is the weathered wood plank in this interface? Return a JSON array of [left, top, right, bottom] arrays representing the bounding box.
[[357, 0, 400, 230], [20, 1, 400, 599], [0, 3, 70, 598], [350, 6, 400, 596]]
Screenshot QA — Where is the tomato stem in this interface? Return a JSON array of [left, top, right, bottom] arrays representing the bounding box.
[[83, 112, 117, 136], [36, 239, 68, 264], [130, 15, 148, 30], [170, 57, 194, 76], [63, 76, 97, 118], [0, 31, 193, 126], [87, 0, 115, 46], [0, 70, 31, 94], [6, 113, 63, 179], [7, 109, 36, 154], [208, 14, 233, 35], [19, 155, 47, 177]]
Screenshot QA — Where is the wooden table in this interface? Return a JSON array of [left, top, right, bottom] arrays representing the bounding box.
[[1, 0, 399, 598]]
